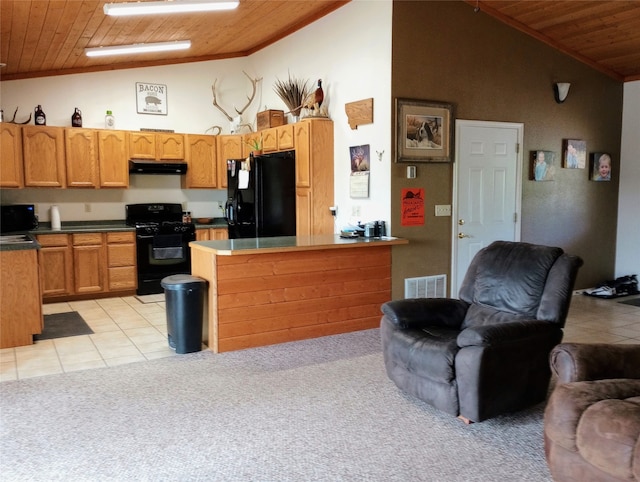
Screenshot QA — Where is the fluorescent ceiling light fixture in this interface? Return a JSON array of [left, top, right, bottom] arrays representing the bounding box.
[[85, 40, 191, 57], [104, 0, 239, 16]]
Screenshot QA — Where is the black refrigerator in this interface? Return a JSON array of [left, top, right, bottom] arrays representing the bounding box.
[[225, 150, 297, 239]]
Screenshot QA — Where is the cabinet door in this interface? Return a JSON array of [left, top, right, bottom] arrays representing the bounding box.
[[216, 135, 242, 189], [294, 123, 311, 188], [128, 132, 156, 159], [73, 233, 105, 294], [157, 133, 185, 160], [0, 123, 24, 188], [65, 128, 99, 188], [277, 125, 295, 150], [196, 228, 210, 241], [296, 188, 312, 237], [211, 228, 228, 240], [261, 128, 278, 153], [38, 234, 73, 297], [242, 132, 262, 157], [183, 134, 216, 188], [22, 125, 66, 187], [98, 130, 129, 188]]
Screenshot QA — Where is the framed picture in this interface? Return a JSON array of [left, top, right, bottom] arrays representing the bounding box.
[[590, 152, 612, 181], [136, 82, 168, 115], [396, 98, 454, 162], [562, 139, 586, 169], [531, 150, 556, 181]]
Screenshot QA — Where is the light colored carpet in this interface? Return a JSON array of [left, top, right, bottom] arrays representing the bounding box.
[[0, 329, 552, 481]]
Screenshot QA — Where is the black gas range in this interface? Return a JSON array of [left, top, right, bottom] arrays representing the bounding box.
[[126, 203, 196, 295]]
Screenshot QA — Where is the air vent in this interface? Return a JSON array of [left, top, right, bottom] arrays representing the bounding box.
[[404, 275, 447, 299]]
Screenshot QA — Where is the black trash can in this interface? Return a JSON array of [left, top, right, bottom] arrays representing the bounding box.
[[161, 274, 208, 354]]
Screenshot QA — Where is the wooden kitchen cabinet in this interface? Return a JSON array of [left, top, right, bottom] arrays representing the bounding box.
[[216, 135, 242, 189], [72, 233, 106, 295], [22, 125, 66, 187], [128, 131, 185, 160], [65, 128, 99, 188], [1, 249, 43, 348], [98, 129, 129, 188], [262, 125, 295, 153], [182, 134, 217, 189], [294, 119, 334, 236], [38, 234, 74, 298], [196, 227, 228, 241], [106, 232, 136, 291], [0, 122, 24, 188]]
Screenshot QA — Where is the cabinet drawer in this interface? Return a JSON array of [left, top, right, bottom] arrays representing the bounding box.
[[37, 234, 69, 247], [107, 244, 135, 267], [106, 232, 135, 244], [108, 266, 136, 290], [72, 233, 103, 245]]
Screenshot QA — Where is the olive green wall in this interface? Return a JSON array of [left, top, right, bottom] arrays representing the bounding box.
[[391, 1, 623, 297]]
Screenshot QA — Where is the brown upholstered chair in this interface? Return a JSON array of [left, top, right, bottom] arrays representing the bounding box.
[[380, 241, 583, 422], [544, 343, 640, 481]]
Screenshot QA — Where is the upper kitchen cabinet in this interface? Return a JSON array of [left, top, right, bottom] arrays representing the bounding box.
[[261, 125, 294, 153], [0, 123, 24, 188], [216, 135, 242, 189], [294, 119, 334, 236], [182, 134, 217, 189], [128, 131, 184, 161], [22, 125, 66, 188], [65, 128, 99, 188], [98, 130, 129, 188]]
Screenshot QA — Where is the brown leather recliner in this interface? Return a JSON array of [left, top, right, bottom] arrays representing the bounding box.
[[544, 343, 640, 481], [380, 241, 583, 422]]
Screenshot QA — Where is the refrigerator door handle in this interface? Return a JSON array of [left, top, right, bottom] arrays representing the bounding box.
[[225, 198, 236, 225]]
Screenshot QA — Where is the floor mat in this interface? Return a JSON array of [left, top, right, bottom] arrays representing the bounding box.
[[135, 294, 165, 304], [618, 297, 640, 307], [34, 312, 94, 341]]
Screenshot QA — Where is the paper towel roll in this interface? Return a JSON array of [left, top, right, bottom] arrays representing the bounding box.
[[51, 205, 61, 230]]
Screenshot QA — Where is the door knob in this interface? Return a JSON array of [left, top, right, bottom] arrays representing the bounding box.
[[458, 232, 471, 239]]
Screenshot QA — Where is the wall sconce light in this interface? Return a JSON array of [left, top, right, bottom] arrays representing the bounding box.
[[554, 82, 571, 103], [85, 40, 191, 57]]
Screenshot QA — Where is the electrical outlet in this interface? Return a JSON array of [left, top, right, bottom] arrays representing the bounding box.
[[84, 203, 92, 213], [352, 205, 361, 217], [435, 204, 451, 217]]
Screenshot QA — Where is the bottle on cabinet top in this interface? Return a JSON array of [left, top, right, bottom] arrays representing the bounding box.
[[105, 110, 115, 129], [34, 105, 46, 126], [71, 108, 82, 127]]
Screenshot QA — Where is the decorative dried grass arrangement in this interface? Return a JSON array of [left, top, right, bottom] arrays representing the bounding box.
[[273, 73, 309, 118]]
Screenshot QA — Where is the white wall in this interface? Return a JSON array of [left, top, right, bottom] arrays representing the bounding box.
[[0, 0, 392, 230], [616, 80, 640, 278]]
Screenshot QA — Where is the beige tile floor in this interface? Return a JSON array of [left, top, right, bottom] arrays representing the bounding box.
[[1, 292, 639, 382]]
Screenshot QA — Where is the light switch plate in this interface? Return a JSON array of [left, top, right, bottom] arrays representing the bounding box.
[[435, 204, 451, 216]]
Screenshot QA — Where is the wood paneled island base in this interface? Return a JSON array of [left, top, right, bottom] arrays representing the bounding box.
[[190, 235, 408, 353]]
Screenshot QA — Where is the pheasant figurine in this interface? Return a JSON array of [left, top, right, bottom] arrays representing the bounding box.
[[302, 79, 324, 116]]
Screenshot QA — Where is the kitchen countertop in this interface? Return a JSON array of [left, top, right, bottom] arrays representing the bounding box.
[[191, 234, 408, 256]]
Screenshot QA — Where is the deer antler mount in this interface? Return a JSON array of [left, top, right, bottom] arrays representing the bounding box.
[[211, 71, 262, 134]]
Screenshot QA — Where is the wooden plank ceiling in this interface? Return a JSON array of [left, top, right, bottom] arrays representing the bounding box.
[[1, 1, 639, 82]]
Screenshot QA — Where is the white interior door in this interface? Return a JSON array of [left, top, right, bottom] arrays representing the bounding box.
[[452, 120, 523, 297]]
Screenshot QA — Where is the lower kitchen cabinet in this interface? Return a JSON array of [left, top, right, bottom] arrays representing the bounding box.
[[106, 232, 137, 291], [38, 234, 74, 298], [196, 227, 229, 241], [38, 231, 136, 301]]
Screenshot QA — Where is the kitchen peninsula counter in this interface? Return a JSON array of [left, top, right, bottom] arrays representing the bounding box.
[[190, 235, 408, 353]]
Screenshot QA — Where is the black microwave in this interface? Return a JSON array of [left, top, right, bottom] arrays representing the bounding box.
[[0, 204, 38, 233]]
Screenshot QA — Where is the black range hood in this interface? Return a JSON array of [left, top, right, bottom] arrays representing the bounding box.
[[129, 159, 188, 175]]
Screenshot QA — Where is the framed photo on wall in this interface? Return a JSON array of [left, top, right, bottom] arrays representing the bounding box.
[[396, 98, 454, 163], [562, 139, 586, 169], [530, 150, 556, 181], [590, 152, 612, 181], [136, 82, 168, 115]]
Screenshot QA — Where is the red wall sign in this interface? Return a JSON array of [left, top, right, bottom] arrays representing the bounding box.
[[401, 188, 425, 226]]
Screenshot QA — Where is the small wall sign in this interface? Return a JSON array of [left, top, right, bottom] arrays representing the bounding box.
[[136, 82, 168, 115]]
